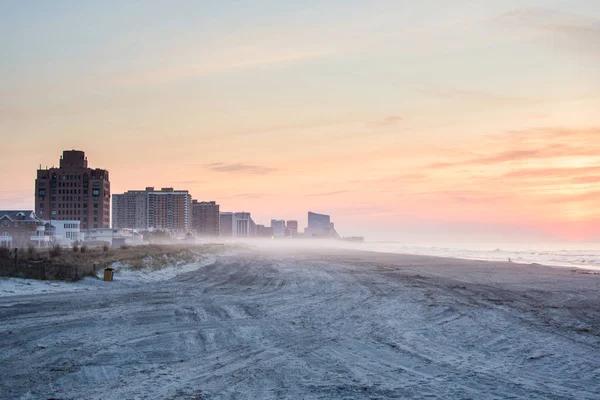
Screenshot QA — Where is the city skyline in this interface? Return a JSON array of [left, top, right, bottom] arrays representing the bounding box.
[[2, 1, 600, 242]]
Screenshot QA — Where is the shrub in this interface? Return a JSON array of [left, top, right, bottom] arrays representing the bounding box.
[[50, 244, 62, 258], [72, 244, 79, 253], [80, 245, 87, 253], [28, 244, 36, 258], [120, 244, 129, 250], [0, 246, 10, 260], [103, 243, 109, 252]]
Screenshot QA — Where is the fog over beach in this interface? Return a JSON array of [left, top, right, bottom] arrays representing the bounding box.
[[1, 244, 599, 399], [3, 0, 600, 398]]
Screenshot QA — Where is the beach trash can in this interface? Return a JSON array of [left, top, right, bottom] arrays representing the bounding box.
[[103, 268, 114, 282]]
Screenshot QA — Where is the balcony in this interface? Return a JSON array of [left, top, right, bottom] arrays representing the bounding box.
[[30, 235, 51, 247]]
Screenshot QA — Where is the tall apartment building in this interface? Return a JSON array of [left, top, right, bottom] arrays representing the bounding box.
[[35, 150, 110, 230], [112, 189, 149, 230], [148, 188, 191, 232], [191, 201, 220, 236], [112, 187, 191, 232]]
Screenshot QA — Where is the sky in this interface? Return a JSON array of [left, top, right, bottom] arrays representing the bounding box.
[[1, 0, 600, 242]]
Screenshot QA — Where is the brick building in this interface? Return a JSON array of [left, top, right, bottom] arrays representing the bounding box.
[[0, 211, 47, 248], [191, 200, 220, 237], [35, 150, 110, 230]]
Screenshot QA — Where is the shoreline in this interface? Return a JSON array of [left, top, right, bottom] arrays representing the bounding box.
[[356, 241, 600, 271]]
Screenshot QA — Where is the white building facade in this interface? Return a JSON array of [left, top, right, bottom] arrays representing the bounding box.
[[48, 220, 85, 247]]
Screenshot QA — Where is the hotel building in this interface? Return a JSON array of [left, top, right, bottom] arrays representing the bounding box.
[[35, 150, 110, 230], [112, 187, 191, 232]]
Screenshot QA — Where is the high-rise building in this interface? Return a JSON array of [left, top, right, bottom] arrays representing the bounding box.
[[286, 220, 298, 237], [147, 188, 191, 232], [233, 212, 256, 237], [220, 212, 256, 237], [219, 212, 233, 237], [191, 200, 220, 236], [112, 189, 150, 230], [35, 150, 110, 230], [111, 194, 126, 229], [112, 187, 191, 232], [271, 219, 286, 238], [304, 211, 339, 238]]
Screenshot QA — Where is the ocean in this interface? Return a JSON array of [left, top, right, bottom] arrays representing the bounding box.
[[360, 241, 600, 271]]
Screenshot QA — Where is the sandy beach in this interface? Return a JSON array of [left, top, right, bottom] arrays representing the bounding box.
[[1, 247, 599, 399]]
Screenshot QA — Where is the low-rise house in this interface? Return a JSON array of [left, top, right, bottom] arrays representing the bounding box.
[[46, 220, 85, 247], [0, 210, 48, 248], [83, 228, 116, 247], [117, 228, 145, 246]]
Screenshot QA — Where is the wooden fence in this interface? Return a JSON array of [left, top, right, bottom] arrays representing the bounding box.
[[0, 255, 102, 281]]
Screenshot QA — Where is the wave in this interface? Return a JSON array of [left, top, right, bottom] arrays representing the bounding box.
[[361, 242, 600, 270]]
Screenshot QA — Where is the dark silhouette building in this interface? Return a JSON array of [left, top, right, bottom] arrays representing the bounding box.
[[191, 200, 220, 236]]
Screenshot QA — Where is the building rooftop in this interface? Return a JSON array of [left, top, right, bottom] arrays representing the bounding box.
[[0, 211, 42, 222]]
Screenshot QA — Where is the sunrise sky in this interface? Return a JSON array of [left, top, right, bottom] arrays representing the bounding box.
[[2, 0, 600, 242]]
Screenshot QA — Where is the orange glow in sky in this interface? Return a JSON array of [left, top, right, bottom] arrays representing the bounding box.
[[2, 1, 600, 241]]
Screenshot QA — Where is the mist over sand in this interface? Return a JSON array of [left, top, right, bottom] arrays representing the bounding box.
[[1, 244, 599, 399]]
